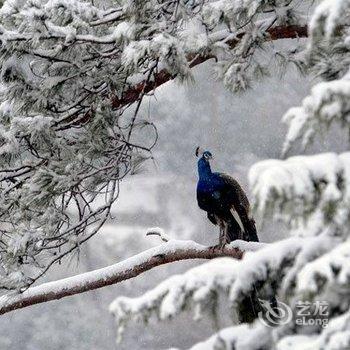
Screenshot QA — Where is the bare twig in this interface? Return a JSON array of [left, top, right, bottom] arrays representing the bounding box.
[[146, 227, 171, 242]]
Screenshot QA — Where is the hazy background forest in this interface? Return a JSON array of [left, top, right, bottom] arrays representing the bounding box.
[[0, 59, 346, 349]]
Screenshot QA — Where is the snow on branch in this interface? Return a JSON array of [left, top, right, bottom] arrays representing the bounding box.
[[282, 0, 350, 154], [172, 241, 350, 350], [187, 309, 350, 350], [309, 0, 350, 45], [0, 239, 244, 316], [296, 239, 350, 304], [249, 152, 350, 235], [110, 24, 308, 109], [282, 73, 350, 154], [180, 323, 271, 350], [278, 310, 350, 350], [110, 236, 333, 342]]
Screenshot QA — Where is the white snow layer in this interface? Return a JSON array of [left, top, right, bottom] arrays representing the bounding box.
[[110, 236, 333, 342], [296, 239, 350, 296], [0, 240, 228, 314], [278, 311, 350, 350], [249, 152, 350, 235], [282, 75, 350, 154], [184, 322, 271, 350], [309, 0, 350, 42]]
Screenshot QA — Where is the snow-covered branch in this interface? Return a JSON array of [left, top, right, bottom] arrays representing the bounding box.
[[110, 236, 335, 342], [282, 72, 350, 154], [278, 310, 350, 350], [110, 24, 308, 110], [180, 309, 350, 350], [0, 240, 245, 316], [282, 0, 350, 154], [249, 152, 350, 236], [296, 239, 350, 302], [180, 323, 271, 350]]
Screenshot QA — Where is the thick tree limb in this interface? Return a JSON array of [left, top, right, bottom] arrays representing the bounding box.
[[0, 240, 255, 316], [111, 25, 308, 109]]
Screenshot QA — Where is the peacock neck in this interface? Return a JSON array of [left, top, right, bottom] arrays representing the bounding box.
[[198, 158, 212, 180]]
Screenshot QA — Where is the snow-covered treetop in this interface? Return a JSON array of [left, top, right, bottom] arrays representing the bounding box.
[[0, 0, 309, 289]]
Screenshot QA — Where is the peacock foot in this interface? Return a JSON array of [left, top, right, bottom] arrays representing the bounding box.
[[209, 241, 228, 253], [219, 242, 227, 251], [208, 244, 221, 253]]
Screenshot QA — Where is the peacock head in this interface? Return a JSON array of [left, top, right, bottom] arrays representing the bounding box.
[[195, 147, 213, 162]]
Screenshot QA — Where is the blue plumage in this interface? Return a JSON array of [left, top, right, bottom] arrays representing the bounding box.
[[197, 158, 227, 212], [196, 148, 258, 245]]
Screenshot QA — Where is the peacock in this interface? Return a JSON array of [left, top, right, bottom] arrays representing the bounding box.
[[196, 147, 259, 246], [195, 147, 265, 323]]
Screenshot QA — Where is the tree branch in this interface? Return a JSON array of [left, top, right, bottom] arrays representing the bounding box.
[[0, 240, 252, 316], [111, 24, 308, 109]]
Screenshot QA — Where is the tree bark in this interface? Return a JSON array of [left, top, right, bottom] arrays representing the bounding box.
[[111, 25, 308, 109], [0, 240, 248, 316]]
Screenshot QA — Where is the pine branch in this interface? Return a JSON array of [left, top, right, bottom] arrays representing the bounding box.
[[0, 240, 249, 316], [110, 25, 308, 109]]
